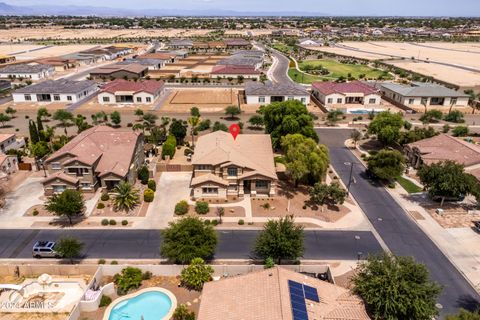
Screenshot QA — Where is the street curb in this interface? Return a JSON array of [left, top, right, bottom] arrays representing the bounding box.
[[349, 147, 480, 294]]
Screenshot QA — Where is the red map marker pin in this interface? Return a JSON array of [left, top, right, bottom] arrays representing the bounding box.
[[229, 124, 240, 140]]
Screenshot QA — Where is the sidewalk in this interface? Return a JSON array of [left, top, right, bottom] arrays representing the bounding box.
[[350, 142, 480, 292]]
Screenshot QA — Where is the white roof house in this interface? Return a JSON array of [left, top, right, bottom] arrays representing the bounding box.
[[12, 79, 99, 103], [245, 82, 310, 106], [0, 63, 55, 81]]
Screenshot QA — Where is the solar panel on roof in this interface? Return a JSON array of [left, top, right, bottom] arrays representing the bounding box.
[[292, 308, 308, 320], [288, 280, 303, 289], [303, 285, 320, 303]]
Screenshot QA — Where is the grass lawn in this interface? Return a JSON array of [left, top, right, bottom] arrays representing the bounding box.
[[272, 43, 293, 54], [396, 176, 423, 194], [288, 68, 323, 84], [290, 59, 392, 84]]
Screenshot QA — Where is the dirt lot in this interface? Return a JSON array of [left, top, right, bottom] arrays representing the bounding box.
[[306, 41, 480, 88], [160, 89, 239, 113], [424, 203, 480, 228], [251, 181, 351, 222]]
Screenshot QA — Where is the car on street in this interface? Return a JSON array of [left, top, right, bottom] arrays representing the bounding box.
[[32, 241, 59, 258]]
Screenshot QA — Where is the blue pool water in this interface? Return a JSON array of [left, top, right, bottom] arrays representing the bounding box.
[[109, 291, 173, 320]]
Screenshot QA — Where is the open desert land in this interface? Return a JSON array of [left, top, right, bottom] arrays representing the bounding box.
[[225, 29, 273, 36], [160, 88, 239, 113], [0, 28, 217, 41], [306, 41, 480, 88]]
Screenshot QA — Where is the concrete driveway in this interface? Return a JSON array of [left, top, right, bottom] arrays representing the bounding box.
[[0, 177, 44, 220], [138, 172, 192, 228]]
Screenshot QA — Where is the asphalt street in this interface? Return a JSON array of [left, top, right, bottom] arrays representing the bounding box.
[[316, 128, 480, 316], [0, 229, 382, 261]]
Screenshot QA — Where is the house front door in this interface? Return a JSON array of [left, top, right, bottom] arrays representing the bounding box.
[[243, 180, 251, 194]]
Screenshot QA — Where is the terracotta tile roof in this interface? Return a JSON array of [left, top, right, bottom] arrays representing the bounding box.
[[100, 79, 164, 95], [138, 53, 175, 60], [42, 171, 79, 185], [45, 126, 142, 179], [211, 65, 260, 75], [408, 134, 480, 167], [198, 267, 370, 320], [191, 173, 229, 187], [90, 63, 147, 75], [312, 81, 379, 95], [192, 131, 277, 180], [0, 133, 14, 144]]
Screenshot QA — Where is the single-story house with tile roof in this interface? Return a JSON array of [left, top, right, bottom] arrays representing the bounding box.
[[210, 65, 261, 80], [136, 53, 176, 63], [191, 131, 278, 199], [0, 63, 55, 80], [89, 63, 148, 80], [312, 80, 381, 107], [117, 58, 166, 70], [35, 57, 80, 72], [198, 266, 370, 320], [224, 39, 252, 50], [0, 133, 25, 153], [42, 126, 144, 195], [12, 79, 99, 103], [380, 82, 469, 110], [168, 39, 193, 50], [98, 79, 165, 104], [245, 81, 310, 105], [405, 133, 480, 182]]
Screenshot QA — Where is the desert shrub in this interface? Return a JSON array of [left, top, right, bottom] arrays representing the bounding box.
[[147, 179, 156, 191], [101, 193, 110, 201], [195, 201, 209, 214], [101, 219, 109, 226], [175, 200, 189, 215], [111, 260, 118, 265], [114, 267, 143, 295], [211, 219, 218, 226], [97, 203, 105, 209], [142, 271, 152, 280], [261, 202, 270, 210], [99, 295, 112, 307], [137, 165, 150, 185], [144, 188, 155, 202], [109, 219, 117, 226], [98, 259, 106, 264], [238, 219, 245, 225], [121, 220, 128, 226], [32, 209, 39, 216]]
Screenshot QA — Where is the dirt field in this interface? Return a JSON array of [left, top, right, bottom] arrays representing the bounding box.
[[305, 41, 480, 88], [162, 88, 238, 113]]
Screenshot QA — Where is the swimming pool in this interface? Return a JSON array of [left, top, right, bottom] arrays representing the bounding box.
[[104, 288, 177, 320]]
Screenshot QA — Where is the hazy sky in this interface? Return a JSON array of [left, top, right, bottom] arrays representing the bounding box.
[[6, 0, 480, 16]]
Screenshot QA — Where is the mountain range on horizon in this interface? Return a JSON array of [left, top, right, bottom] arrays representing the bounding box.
[[0, 2, 329, 17]]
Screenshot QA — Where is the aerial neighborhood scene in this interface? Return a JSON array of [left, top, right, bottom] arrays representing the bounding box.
[[0, 0, 479, 319]]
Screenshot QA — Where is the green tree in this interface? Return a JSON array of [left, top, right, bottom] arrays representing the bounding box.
[[45, 189, 85, 225], [37, 107, 51, 121], [190, 106, 200, 117], [180, 257, 214, 290], [248, 114, 264, 128], [187, 116, 200, 148], [212, 121, 228, 132], [281, 134, 329, 186], [418, 160, 474, 206], [326, 110, 343, 125], [134, 108, 144, 122], [74, 115, 91, 134], [110, 111, 121, 126], [353, 253, 441, 320], [0, 113, 10, 127], [55, 237, 84, 264], [53, 110, 73, 135], [350, 129, 362, 146], [5, 106, 16, 118], [254, 215, 304, 264], [367, 149, 405, 181], [452, 125, 469, 137], [112, 181, 139, 212], [308, 182, 347, 209], [419, 109, 443, 124], [173, 304, 195, 320], [225, 105, 241, 119], [447, 309, 480, 320], [169, 119, 187, 143], [143, 113, 158, 130], [161, 217, 217, 264], [114, 267, 143, 295], [260, 100, 318, 148], [368, 111, 404, 146], [31, 141, 50, 159], [444, 110, 465, 123], [29, 119, 40, 144]]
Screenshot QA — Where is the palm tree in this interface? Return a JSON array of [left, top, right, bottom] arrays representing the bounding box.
[[188, 116, 200, 148], [113, 181, 139, 212]]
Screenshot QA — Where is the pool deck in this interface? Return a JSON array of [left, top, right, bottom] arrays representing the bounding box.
[[102, 287, 177, 320]]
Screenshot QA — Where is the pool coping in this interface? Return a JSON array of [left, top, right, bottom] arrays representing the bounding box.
[[102, 287, 177, 320]]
